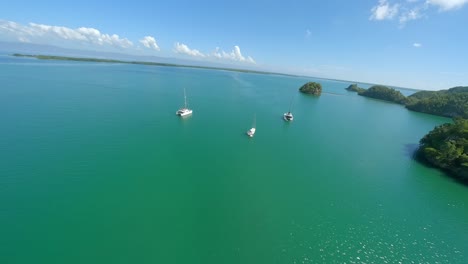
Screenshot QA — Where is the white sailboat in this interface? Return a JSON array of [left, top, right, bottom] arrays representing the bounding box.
[[176, 88, 192, 117], [283, 111, 294, 121], [246, 114, 256, 137]]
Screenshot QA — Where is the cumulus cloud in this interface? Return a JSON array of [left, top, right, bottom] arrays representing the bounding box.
[[427, 0, 468, 10], [30, 23, 133, 48], [0, 20, 133, 49], [370, 0, 468, 25], [212, 45, 256, 64], [139, 36, 160, 51], [0, 19, 258, 65], [30, 23, 86, 41], [0, 21, 32, 43], [175, 43, 256, 64], [211, 47, 223, 59], [174, 42, 205, 57], [370, 0, 400, 20], [413, 42, 422, 47]]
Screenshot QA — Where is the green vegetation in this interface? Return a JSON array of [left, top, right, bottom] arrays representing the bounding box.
[[409, 86, 468, 99], [358, 85, 408, 104], [345, 84, 366, 93], [406, 86, 468, 118], [11, 53, 296, 77], [417, 118, 468, 182], [345, 84, 467, 119], [299, 82, 322, 96]]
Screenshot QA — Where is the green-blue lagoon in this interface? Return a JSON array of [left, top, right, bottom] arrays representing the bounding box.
[[1, 56, 467, 263]]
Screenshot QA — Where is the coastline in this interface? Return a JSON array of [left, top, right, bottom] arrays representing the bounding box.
[[12, 53, 299, 78]]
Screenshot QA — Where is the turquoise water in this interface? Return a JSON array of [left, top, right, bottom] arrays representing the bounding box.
[[1, 56, 467, 263]]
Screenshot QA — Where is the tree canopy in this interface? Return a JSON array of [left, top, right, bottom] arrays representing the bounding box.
[[345, 84, 468, 118], [299, 82, 322, 96], [358, 85, 408, 105], [406, 87, 468, 118], [418, 118, 468, 182], [345, 84, 366, 93]]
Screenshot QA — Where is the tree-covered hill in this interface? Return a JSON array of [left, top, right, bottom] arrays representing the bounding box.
[[406, 87, 468, 118], [299, 82, 322, 96], [345, 84, 366, 93], [358, 85, 408, 105], [409, 86, 468, 100], [345, 84, 467, 118], [417, 118, 468, 182]]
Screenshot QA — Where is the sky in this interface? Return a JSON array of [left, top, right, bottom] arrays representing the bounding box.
[[1, 0, 467, 90]]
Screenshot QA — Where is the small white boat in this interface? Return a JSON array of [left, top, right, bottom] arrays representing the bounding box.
[[247, 127, 256, 137], [176, 88, 192, 117], [283, 112, 294, 121], [176, 108, 192, 116], [246, 114, 256, 137]]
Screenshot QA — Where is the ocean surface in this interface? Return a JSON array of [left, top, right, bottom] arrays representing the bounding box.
[[1, 55, 467, 263]]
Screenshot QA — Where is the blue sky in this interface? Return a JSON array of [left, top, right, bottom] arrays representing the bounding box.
[[1, 0, 467, 90]]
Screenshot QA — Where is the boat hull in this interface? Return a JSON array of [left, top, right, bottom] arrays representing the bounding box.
[[246, 128, 256, 137], [176, 109, 193, 116], [283, 113, 293, 121]]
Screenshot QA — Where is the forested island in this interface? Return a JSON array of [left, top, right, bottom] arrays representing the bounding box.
[[346, 84, 408, 104], [359, 85, 408, 105], [346, 84, 468, 118], [345, 84, 365, 93], [417, 118, 468, 183], [299, 82, 322, 96]]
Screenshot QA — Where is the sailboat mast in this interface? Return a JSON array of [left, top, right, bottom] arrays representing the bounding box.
[[184, 88, 187, 108], [288, 94, 294, 112]]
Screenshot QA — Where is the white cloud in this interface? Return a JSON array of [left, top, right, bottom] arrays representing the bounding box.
[[176, 43, 256, 64], [370, 0, 400, 20], [174, 42, 205, 57], [305, 29, 312, 38], [0, 19, 258, 65], [399, 7, 424, 24], [0, 20, 133, 49], [370, 0, 468, 26], [219, 45, 256, 64], [30, 23, 133, 48], [139, 36, 160, 51], [29, 23, 86, 41], [413, 42, 422, 47], [0, 20, 39, 39], [211, 47, 221, 58], [427, 0, 468, 10]]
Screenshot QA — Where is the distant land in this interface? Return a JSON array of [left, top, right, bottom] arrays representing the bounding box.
[[12, 53, 300, 78], [0, 41, 239, 69]]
